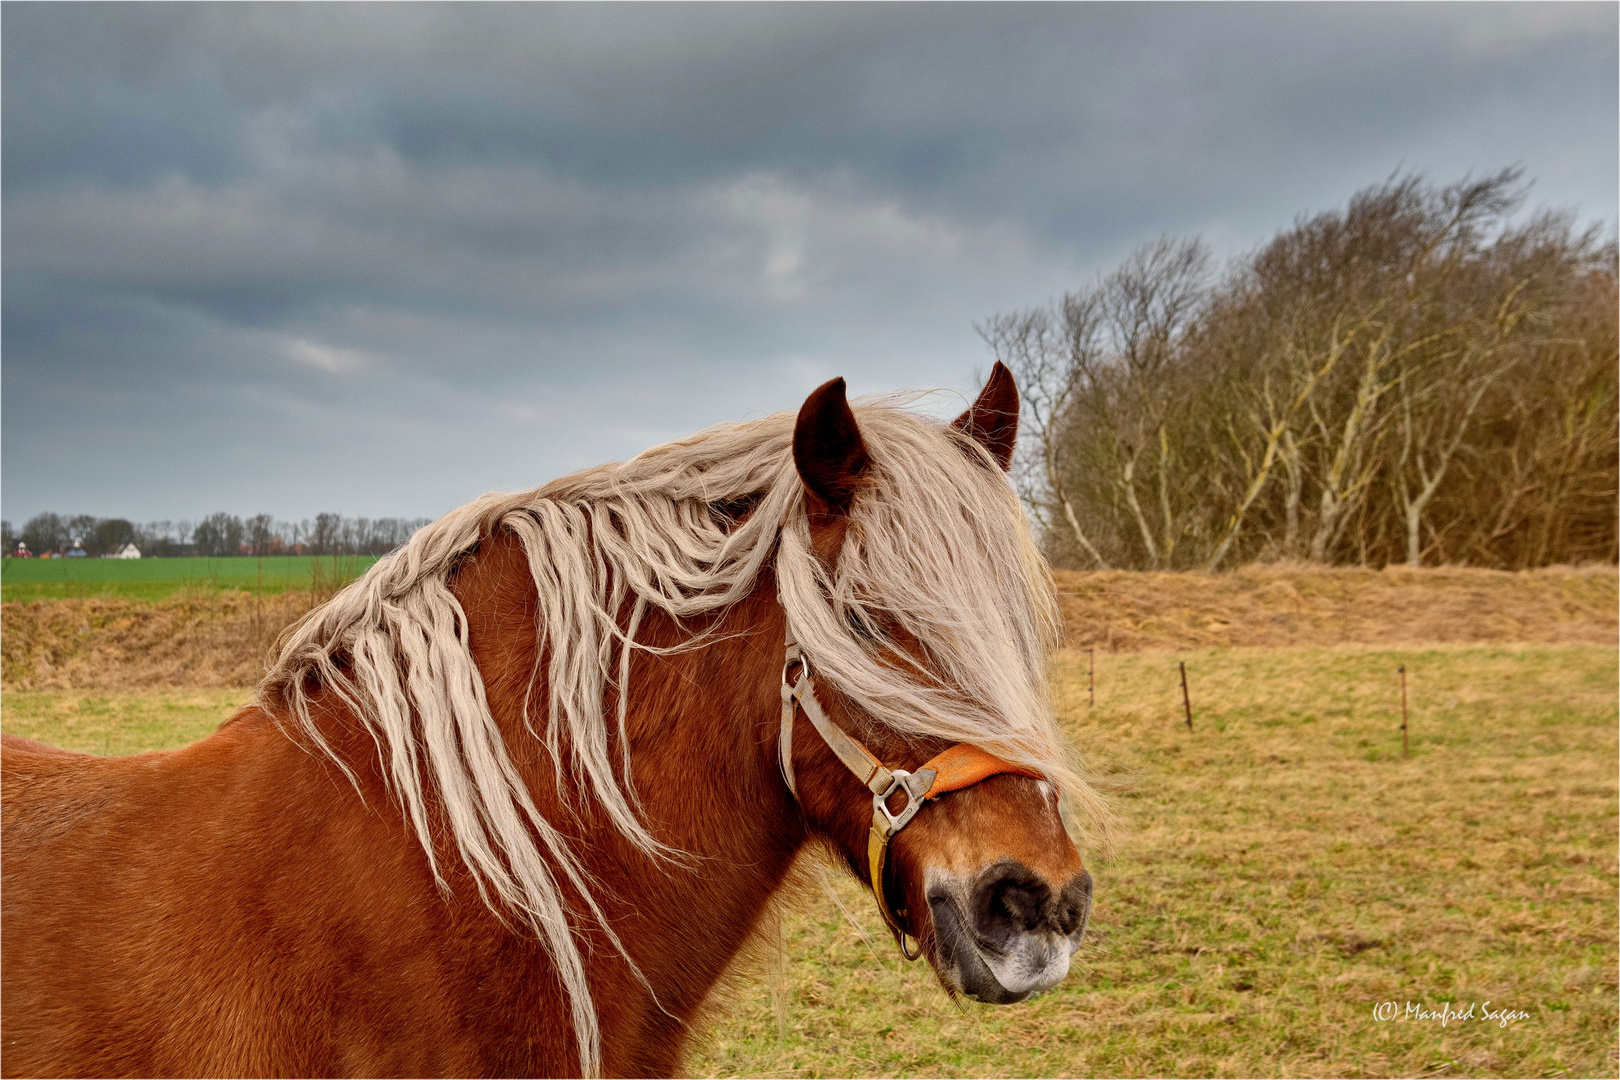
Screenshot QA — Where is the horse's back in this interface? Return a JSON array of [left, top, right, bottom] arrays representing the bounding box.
[[2, 727, 194, 852], [1, 732, 90, 758], [2, 731, 137, 853]]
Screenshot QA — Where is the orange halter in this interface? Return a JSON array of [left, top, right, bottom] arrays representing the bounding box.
[[778, 634, 1045, 959]]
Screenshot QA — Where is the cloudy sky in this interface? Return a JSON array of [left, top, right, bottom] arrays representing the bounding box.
[[4, 3, 1615, 525]]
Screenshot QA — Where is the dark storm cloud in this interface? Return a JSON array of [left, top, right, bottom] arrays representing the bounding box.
[[4, 3, 1615, 522]]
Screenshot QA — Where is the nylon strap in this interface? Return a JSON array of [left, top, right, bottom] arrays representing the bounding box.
[[782, 638, 893, 796], [779, 633, 1047, 959]]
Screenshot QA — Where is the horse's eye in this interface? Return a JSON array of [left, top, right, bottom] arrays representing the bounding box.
[[707, 492, 762, 530], [845, 608, 880, 642]]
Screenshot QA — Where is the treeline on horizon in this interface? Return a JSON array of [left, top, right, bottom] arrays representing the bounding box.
[[985, 168, 1618, 571], [2, 512, 433, 558]]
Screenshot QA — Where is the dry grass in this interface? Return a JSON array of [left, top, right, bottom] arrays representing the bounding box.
[[694, 644, 1617, 1078], [4, 565, 1613, 692], [1053, 564, 1616, 652], [2, 568, 1616, 1077], [0, 590, 317, 690]]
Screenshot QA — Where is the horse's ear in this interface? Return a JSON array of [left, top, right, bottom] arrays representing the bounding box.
[[794, 377, 871, 513], [951, 361, 1019, 471]]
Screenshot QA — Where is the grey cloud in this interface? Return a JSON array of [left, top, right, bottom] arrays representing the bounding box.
[[3, 3, 1614, 522]]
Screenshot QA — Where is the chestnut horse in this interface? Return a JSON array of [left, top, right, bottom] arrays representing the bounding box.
[[2, 366, 1099, 1078]]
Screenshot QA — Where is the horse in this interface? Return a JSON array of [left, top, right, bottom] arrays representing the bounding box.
[[2, 365, 1103, 1078]]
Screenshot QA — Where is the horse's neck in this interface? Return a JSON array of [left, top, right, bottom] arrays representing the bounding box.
[[455, 530, 804, 1060]]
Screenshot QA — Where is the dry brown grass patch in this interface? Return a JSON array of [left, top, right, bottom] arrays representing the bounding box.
[[1054, 564, 1616, 652], [1, 590, 317, 690], [4, 565, 1614, 691]]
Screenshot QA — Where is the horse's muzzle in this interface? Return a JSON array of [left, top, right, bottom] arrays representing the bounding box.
[[926, 859, 1092, 1003]]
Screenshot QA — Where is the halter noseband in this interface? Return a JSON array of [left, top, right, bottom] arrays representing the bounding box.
[[778, 633, 1045, 960]]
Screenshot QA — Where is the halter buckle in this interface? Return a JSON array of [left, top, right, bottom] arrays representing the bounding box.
[[872, 768, 936, 837]]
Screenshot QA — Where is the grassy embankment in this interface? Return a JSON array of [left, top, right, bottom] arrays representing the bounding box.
[[0, 554, 377, 603], [3, 564, 1612, 692], [0, 555, 376, 689], [1, 566, 1614, 1077]]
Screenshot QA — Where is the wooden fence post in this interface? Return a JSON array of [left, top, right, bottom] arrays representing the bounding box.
[[1179, 661, 1193, 731], [1399, 664, 1409, 759]]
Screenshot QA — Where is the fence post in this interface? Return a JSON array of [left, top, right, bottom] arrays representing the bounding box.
[[1179, 661, 1193, 731], [1399, 664, 1409, 759]]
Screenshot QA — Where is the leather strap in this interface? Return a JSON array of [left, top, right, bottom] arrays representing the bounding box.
[[784, 637, 893, 794], [920, 743, 1044, 800], [779, 633, 1047, 958]]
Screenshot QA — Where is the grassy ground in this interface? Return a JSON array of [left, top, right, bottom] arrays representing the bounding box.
[[693, 644, 1617, 1078], [0, 555, 377, 602], [3, 643, 1614, 1077]]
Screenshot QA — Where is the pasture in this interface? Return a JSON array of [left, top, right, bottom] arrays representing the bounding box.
[[0, 554, 378, 603], [5, 640, 1613, 1078]]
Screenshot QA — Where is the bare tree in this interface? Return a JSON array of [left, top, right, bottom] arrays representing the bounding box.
[[21, 513, 70, 556], [312, 513, 342, 556], [246, 514, 276, 557], [978, 300, 1111, 567], [981, 169, 1616, 571], [194, 513, 246, 557], [981, 237, 1212, 569]]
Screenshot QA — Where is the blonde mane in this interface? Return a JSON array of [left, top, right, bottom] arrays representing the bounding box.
[[258, 398, 1101, 1075]]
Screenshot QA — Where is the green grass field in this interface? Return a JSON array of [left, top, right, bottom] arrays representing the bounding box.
[[0, 555, 378, 602], [3, 643, 1614, 1077]]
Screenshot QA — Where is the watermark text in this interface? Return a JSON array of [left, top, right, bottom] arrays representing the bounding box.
[[1372, 1001, 1530, 1028]]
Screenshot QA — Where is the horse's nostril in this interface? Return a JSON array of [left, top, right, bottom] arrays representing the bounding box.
[[1054, 869, 1093, 937], [970, 860, 1051, 941], [996, 880, 1044, 931]]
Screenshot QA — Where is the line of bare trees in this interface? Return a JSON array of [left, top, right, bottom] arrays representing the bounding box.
[[3, 513, 432, 558], [984, 169, 1617, 571]]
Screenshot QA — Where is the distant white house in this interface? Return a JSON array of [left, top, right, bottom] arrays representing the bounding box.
[[106, 543, 141, 559]]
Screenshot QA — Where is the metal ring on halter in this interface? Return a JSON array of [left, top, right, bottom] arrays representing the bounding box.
[[872, 769, 932, 837]]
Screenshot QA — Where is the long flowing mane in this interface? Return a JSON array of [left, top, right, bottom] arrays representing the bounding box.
[[258, 397, 1101, 1073]]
